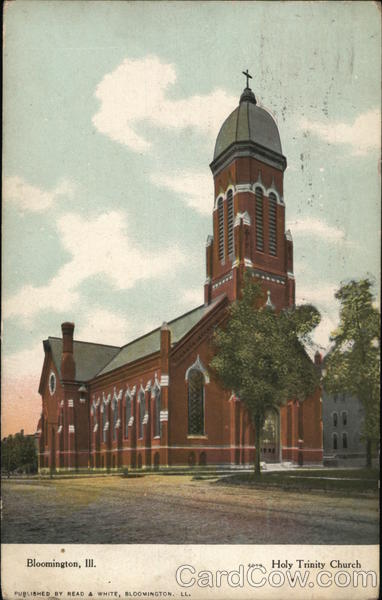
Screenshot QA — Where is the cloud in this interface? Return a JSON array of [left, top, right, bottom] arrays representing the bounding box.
[[151, 170, 213, 216], [92, 55, 236, 152], [2, 342, 44, 437], [181, 288, 204, 307], [75, 308, 130, 347], [1, 375, 41, 438], [3, 342, 44, 380], [296, 283, 338, 307], [296, 283, 340, 351], [4, 211, 185, 320], [300, 109, 380, 156], [287, 217, 345, 242], [311, 313, 337, 350], [3, 176, 75, 212]]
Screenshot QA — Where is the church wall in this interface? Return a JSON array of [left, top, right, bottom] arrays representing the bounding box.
[[88, 355, 161, 470], [38, 356, 62, 471], [213, 156, 284, 197], [168, 304, 233, 466]]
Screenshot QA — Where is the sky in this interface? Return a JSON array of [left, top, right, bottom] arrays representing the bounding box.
[[2, 1, 380, 437]]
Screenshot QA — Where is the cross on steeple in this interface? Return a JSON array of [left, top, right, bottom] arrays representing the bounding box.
[[242, 69, 252, 88]]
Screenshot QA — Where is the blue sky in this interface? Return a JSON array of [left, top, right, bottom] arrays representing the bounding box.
[[2, 1, 380, 434]]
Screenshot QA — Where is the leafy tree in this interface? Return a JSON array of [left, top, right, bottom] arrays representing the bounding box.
[[210, 273, 321, 476], [1, 431, 38, 474], [323, 278, 380, 467]]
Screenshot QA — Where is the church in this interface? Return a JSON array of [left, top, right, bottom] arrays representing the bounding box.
[[37, 76, 323, 472]]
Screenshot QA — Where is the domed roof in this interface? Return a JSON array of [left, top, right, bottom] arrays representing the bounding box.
[[213, 88, 282, 160]]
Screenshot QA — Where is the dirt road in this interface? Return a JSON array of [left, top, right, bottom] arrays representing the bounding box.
[[2, 475, 378, 544]]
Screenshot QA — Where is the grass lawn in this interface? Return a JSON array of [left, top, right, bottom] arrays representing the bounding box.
[[216, 468, 379, 495]]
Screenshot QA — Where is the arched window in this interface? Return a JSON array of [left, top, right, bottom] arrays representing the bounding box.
[[218, 197, 225, 260], [91, 403, 97, 431], [125, 393, 132, 439], [139, 390, 145, 439], [102, 402, 107, 443], [342, 411, 347, 426], [333, 433, 338, 450], [342, 433, 348, 449], [112, 397, 118, 441], [268, 192, 277, 256], [333, 412, 338, 427], [227, 189, 234, 256], [153, 385, 161, 438], [188, 369, 205, 435], [255, 187, 264, 251]]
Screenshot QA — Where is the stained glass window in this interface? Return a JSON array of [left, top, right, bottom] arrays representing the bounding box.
[[188, 369, 205, 435], [125, 394, 131, 438], [102, 403, 107, 443], [154, 387, 161, 438], [112, 398, 118, 441], [139, 391, 145, 439]]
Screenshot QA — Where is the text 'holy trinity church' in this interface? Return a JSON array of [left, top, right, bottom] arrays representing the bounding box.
[[37, 77, 323, 472]]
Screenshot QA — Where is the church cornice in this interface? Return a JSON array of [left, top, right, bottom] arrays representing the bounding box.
[[210, 140, 287, 177]]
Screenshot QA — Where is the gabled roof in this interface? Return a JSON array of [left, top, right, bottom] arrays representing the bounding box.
[[46, 338, 120, 383], [96, 296, 224, 377]]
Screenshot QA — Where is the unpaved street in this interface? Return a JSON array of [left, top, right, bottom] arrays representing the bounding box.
[[2, 475, 378, 544]]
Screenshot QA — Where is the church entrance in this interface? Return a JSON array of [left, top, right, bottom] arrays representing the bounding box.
[[260, 410, 280, 463]]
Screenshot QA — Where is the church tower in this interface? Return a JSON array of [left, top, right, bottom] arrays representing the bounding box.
[[204, 73, 295, 311]]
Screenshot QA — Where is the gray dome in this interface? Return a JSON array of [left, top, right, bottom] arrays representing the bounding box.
[[213, 91, 282, 160]]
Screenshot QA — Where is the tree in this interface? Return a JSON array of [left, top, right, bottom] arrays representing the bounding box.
[[1, 431, 38, 474], [210, 273, 321, 476], [323, 278, 380, 467]]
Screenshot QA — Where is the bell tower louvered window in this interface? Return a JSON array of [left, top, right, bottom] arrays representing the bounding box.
[[227, 189, 234, 256], [188, 369, 205, 435], [139, 391, 145, 439], [255, 188, 264, 251], [125, 393, 131, 438], [218, 197, 225, 260], [269, 193, 277, 255]]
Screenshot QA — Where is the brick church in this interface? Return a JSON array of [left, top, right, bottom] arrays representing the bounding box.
[[37, 78, 323, 472]]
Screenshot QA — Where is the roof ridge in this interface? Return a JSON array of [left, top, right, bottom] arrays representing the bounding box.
[[94, 300, 225, 378], [48, 336, 120, 349], [115, 302, 206, 352]]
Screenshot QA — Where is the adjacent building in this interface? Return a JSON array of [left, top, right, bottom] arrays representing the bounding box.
[[322, 391, 366, 465]]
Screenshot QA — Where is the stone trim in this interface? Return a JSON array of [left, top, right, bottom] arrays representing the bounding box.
[[160, 410, 168, 422], [185, 354, 210, 384], [160, 374, 169, 387]]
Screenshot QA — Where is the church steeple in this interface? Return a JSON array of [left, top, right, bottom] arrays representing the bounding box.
[[204, 77, 295, 310], [240, 69, 257, 104]]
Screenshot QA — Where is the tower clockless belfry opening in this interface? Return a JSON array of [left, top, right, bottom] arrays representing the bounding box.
[[205, 71, 295, 310]]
